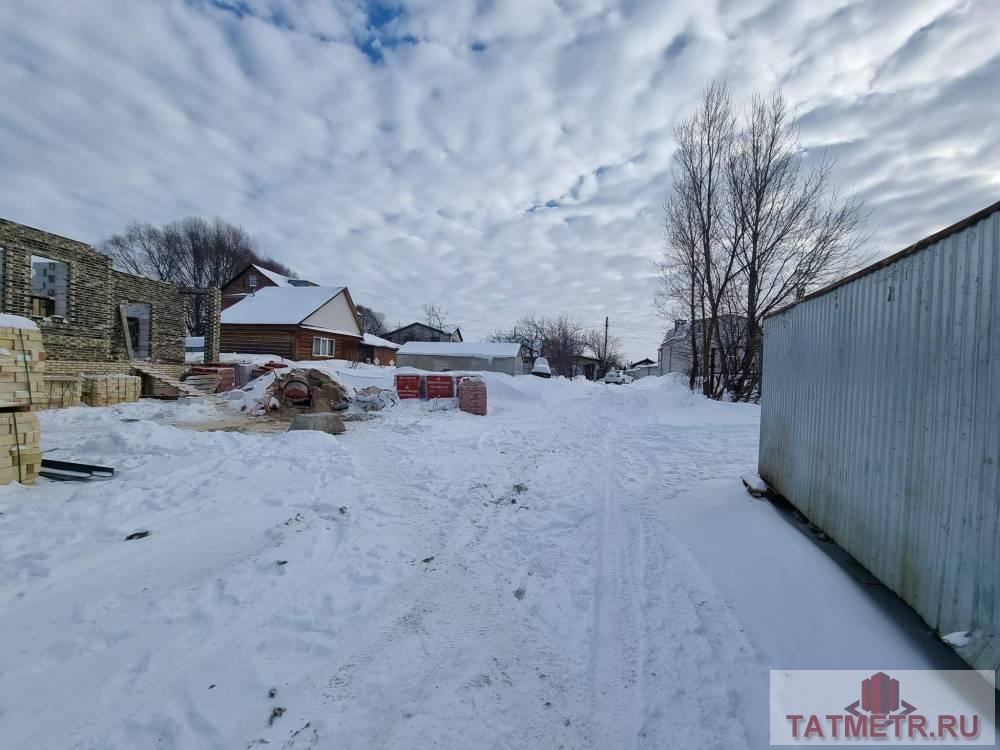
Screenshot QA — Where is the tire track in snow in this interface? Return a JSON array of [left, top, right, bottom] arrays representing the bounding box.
[[588, 428, 644, 749]]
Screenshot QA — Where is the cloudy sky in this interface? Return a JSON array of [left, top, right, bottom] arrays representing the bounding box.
[[1, 0, 997, 358]]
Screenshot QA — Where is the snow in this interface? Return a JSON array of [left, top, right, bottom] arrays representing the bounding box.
[[221, 286, 345, 325], [362, 332, 399, 349], [0, 374, 966, 749], [251, 264, 308, 287], [396, 341, 521, 359], [0, 313, 38, 330]]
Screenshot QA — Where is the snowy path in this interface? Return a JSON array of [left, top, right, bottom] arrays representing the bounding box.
[[0, 377, 960, 749]]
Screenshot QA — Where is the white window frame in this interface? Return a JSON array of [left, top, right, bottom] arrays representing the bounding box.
[[312, 336, 334, 357], [248, 273, 257, 288]]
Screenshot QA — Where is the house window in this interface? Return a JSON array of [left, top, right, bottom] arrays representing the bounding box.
[[312, 336, 334, 357], [30, 255, 69, 319], [248, 273, 257, 288]]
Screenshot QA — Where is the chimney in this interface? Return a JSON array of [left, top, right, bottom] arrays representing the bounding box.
[[674, 319, 687, 330]]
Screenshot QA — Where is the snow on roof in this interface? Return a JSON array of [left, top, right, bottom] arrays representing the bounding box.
[[251, 264, 307, 287], [362, 333, 400, 350], [221, 286, 345, 325], [397, 342, 521, 359]]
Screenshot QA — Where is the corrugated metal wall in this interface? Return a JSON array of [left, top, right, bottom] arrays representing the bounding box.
[[759, 208, 1000, 671]]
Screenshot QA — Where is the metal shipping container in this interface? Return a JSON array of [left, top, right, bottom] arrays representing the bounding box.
[[759, 201, 1000, 671]]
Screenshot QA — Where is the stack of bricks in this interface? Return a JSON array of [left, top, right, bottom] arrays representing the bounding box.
[[457, 376, 487, 416], [0, 317, 45, 485], [0, 411, 41, 485], [41, 375, 82, 409], [0, 322, 46, 410], [80, 374, 142, 406]]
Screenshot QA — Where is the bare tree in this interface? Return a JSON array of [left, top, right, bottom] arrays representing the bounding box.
[[489, 314, 546, 361], [669, 81, 741, 396], [542, 315, 586, 378], [725, 92, 871, 400], [421, 302, 450, 331], [656, 83, 870, 401], [356, 304, 388, 337], [101, 217, 295, 334], [584, 329, 624, 375], [490, 314, 586, 377]]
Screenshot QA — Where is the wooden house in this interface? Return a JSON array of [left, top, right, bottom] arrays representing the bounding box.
[[220, 286, 363, 361], [382, 322, 463, 345]]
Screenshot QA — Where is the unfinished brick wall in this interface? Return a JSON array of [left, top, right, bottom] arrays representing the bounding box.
[[111, 271, 186, 364], [0, 218, 114, 361], [0, 218, 218, 376]]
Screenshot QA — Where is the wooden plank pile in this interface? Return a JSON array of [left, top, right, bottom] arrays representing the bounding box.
[[0, 316, 45, 485], [80, 374, 142, 407], [41, 375, 82, 409]]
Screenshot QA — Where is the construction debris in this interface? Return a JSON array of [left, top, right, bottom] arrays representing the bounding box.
[[288, 412, 346, 435], [39, 458, 115, 482], [264, 368, 351, 414], [355, 386, 399, 412]]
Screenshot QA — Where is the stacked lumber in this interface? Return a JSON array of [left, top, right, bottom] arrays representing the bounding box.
[[190, 365, 235, 392], [80, 374, 142, 406], [0, 411, 41, 485], [41, 375, 82, 409], [132, 365, 203, 399], [0, 321, 46, 411]]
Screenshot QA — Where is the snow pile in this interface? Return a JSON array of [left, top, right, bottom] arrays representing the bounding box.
[[0, 314, 39, 330], [362, 333, 399, 350]]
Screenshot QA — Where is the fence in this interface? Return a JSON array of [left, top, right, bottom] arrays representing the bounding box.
[[758, 202, 1000, 671]]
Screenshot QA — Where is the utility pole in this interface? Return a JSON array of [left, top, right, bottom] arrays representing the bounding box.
[[603, 316, 609, 370]]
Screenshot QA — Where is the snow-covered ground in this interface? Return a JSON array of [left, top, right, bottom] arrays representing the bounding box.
[[0, 375, 963, 749]]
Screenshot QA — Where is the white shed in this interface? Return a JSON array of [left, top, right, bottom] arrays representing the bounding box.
[[395, 342, 523, 375]]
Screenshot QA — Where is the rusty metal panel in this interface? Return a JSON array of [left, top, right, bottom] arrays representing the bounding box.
[[759, 208, 1000, 671]]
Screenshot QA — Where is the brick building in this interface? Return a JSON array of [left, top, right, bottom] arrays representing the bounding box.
[[0, 218, 220, 377]]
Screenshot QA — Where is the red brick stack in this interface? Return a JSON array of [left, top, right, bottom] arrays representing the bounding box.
[[457, 376, 487, 416]]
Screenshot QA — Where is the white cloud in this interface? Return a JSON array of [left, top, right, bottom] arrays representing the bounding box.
[[0, 0, 997, 358]]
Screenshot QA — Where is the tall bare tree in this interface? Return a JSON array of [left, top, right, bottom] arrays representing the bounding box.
[[724, 92, 871, 400], [657, 83, 870, 401], [101, 217, 295, 334], [670, 81, 741, 396]]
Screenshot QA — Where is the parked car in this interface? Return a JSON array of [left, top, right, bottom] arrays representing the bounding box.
[[603, 369, 633, 385], [530, 356, 552, 378]]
